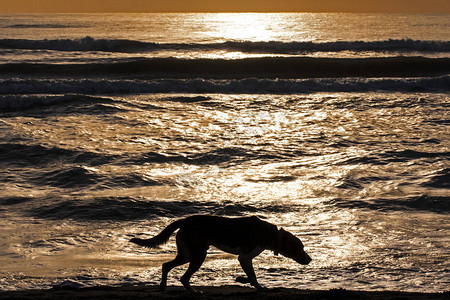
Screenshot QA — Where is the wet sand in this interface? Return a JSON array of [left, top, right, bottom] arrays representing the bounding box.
[[0, 285, 448, 299]]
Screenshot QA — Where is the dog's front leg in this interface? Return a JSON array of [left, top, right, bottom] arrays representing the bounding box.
[[237, 255, 265, 291]]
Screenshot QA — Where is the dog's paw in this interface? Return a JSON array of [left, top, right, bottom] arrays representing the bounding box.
[[189, 289, 203, 295], [235, 276, 250, 284], [256, 286, 270, 292]]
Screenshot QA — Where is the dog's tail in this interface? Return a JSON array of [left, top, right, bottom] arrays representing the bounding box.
[[130, 219, 186, 248]]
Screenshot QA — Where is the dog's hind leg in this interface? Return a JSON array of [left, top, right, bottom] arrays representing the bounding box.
[[180, 248, 207, 294], [238, 255, 265, 291], [160, 232, 189, 292], [160, 253, 188, 292]]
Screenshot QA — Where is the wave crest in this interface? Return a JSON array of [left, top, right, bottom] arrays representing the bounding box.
[[1, 37, 449, 53], [1, 77, 448, 105]]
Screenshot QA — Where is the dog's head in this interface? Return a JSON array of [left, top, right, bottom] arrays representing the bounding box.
[[276, 228, 312, 265]]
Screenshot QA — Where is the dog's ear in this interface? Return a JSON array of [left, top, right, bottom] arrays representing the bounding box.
[[279, 228, 287, 242]]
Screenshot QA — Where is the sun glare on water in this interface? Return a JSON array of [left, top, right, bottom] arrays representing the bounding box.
[[200, 13, 281, 41]]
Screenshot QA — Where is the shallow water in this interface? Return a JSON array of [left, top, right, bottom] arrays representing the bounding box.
[[0, 13, 449, 292], [1, 92, 448, 292]]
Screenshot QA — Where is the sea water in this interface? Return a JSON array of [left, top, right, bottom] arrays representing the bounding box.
[[0, 13, 449, 292]]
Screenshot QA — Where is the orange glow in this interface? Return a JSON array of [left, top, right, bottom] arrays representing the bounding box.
[[1, 0, 449, 13]]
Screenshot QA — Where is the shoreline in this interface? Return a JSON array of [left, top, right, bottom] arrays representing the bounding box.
[[0, 285, 448, 299]]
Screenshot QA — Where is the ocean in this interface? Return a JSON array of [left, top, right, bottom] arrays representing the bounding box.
[[0, 13, 449, 292]]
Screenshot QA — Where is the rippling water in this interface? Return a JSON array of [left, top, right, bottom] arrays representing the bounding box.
[[0, 13, 449, 292]]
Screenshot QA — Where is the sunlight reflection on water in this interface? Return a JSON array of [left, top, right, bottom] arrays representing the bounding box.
[[0, 92, 448, 292]]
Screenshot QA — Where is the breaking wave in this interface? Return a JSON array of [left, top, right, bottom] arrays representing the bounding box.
[[1, 37, 449, 54], [0, 77, 448, 105]]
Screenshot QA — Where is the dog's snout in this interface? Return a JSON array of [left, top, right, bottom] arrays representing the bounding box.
[[304, 253, 312, 264], [297, 252, 312, 265]]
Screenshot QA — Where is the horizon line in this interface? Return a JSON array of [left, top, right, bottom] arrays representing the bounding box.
[[1, 11, 449, 14]]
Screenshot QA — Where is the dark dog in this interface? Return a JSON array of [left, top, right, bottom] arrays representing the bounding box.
[[130, 215, 311, 293]]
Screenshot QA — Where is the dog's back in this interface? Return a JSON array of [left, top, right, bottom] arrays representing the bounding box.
[[178, 215, 279, 254]]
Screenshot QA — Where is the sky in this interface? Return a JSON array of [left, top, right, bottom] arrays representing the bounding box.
[[1, 0, 449, 13]]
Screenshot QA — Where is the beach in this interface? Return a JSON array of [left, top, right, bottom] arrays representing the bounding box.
[[1, 285, 448, 300]]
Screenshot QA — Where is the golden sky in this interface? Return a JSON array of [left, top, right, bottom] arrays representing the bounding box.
[[1, 0, 449, 13]]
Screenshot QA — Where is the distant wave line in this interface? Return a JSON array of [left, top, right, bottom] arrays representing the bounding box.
[[1, 37, 449, 53], [4, 24, 76, 29]]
